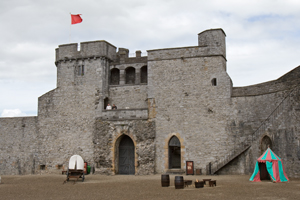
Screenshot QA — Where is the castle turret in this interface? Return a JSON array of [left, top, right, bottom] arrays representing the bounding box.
[[198, 28, 226, 59]]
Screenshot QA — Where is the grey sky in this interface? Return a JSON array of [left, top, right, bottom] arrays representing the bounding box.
[[1, 0, 300, 117]]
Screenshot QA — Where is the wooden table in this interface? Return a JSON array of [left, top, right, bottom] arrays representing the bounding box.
[[203, 179, 211, 185]]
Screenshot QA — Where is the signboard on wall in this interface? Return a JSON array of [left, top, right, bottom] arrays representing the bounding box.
[[186, 161, 194, 175]]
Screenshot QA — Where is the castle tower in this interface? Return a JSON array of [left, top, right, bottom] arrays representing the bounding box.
[[36, 41, 116, 170]]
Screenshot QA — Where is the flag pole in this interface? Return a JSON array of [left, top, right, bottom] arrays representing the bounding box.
[[69, 13, 71, 43]]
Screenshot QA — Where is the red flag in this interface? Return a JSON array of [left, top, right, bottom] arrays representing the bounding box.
[[71, 14, 82, 25]]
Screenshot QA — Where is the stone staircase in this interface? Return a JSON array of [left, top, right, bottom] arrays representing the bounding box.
[[207, 85, 299, 175]]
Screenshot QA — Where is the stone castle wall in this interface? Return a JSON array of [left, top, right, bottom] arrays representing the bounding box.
[[93, 119, 156, 175], [0, 117, 38, 175], [35, 47, 115, 173], [219, 70, 300, 176], [1, 28, 299, 177], [147, 29, 235, 173], [108, 85, 148, 109]]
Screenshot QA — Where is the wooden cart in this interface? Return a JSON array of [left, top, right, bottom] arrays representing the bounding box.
[[64, 155, 85, 184]]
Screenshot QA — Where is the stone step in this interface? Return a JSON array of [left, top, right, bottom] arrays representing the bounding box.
[[165, 169, 185, 174]]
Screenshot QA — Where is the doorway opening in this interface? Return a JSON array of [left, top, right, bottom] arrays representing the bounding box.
[[259, 162, 270, 180], [168, 136, 181, 169], [118, 135, 135, 174]]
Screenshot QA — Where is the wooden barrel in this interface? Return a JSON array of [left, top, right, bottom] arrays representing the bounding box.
[[174, 176, 184, 189], [161, 174, 170, 187], [195, 181, 204, 188]]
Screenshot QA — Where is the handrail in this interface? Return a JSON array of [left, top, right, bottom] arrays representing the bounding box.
[[251, 85, 299, 142], [208, 84, 299, 174]]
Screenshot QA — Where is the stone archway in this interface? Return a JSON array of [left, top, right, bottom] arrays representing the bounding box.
[[261, 135, 272, 154], [118, 135, 135, 174], [168, 136, 181, 169]]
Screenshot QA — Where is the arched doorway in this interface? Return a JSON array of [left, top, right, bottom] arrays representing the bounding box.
[[261, 135, 272, 154], [119, 135, 135, 174], [169, 136, 181, 169], [259, 135, 272, 180], [104, 97, 109, 110]]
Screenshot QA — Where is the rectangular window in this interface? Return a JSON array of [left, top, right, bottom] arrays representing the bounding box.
[[81, 65, 84, 75], [40, 165, 46, 170], [77, 65, 84, 76]]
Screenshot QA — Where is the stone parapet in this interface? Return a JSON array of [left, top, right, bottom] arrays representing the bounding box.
[[55, 40, 117, 62], [101, 109, 148, 120], [232, 65, 300, 97], [147, 46, 225, 62], [147, 29, 226, 62]]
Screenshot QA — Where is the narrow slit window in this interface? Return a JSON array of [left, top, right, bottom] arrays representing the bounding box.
[[77, 65, 84, 76], [211, 78, 217, 86], [81, 65, 84, 75]]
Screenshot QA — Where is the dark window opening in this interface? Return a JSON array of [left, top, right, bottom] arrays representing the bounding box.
[[140, 66, 147, 84], [211, 78, 217, 86], [77, 65, 84, 76], [104, 98, 109, 110], [40, 165, 45, 170], [57, 164, 63, 169], [110, 68, 120, 85], [125, 67, 135, 84]]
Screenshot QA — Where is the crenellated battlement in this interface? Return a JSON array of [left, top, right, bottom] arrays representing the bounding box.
[[55, 40, 117, 63], [147, 28, 226, 62]]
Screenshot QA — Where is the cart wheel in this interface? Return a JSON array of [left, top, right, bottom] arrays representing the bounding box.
[[82, 174, 85, 182]]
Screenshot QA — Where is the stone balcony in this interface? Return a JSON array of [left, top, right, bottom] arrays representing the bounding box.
[[101, 108, 148, 120]]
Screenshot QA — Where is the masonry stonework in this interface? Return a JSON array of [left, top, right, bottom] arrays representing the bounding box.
[[1, 28, 300, 177]]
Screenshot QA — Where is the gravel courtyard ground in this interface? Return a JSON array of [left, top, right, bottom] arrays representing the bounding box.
[[0, 174, 299, 200]]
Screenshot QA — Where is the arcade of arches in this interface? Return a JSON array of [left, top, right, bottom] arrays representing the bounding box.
[[110, 66, 147, 85]]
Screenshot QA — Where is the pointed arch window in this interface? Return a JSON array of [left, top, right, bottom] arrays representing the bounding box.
[[168, 136, 181, 169]]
